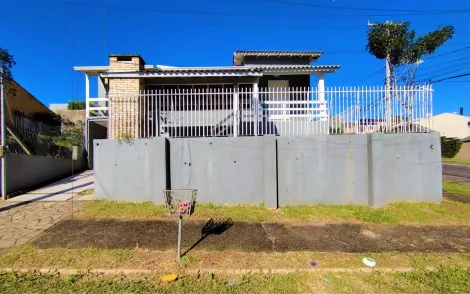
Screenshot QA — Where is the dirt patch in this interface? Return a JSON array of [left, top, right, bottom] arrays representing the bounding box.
[[33, 219, 470, 253], [443, 192, 470, 204]]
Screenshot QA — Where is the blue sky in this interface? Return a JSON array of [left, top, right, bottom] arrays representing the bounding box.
[[2, 0, 470, 114]]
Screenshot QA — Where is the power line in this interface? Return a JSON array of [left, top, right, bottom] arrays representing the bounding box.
[[264, 0, 470, 14], [425, 47, 470, 60], [417, 66, 470, 82], [430, 73, 470, 83], [354, 67, 384, 85], [59, 0, 470, 19], [417, 56, 470, 71]]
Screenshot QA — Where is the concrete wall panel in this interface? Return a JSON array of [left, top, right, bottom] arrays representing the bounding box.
[[277, 135, 369, 206], [94, 137, 168, 202]]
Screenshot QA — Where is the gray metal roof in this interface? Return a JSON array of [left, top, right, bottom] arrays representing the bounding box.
[[146, 66, 262, 73], [462, 136, 470, 142], [234, 50, 324, 57], [248, 64, 340, 70]]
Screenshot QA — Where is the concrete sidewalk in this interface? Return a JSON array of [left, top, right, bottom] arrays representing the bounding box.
[[6, 170, 94, 202]]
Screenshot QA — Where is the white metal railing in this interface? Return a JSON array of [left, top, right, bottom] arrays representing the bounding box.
[[109, 85, 433, 138], [86, 97, 109, 117]]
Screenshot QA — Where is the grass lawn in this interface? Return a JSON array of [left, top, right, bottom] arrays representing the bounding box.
[[443, 182, 470, 197], [442, 157, 470, 165], [1, 267, 469, 293], [77, 200, 470, 225], [2, 244, 470, 271]]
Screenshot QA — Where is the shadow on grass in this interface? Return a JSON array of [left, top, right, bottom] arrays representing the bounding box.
[[182, 218, 234, 257]]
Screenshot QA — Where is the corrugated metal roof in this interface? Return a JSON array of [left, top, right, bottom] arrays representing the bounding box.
[[234, 50, 324, 56], [143, 65, 339, 73], [248, 65, 340, 70], [146, 66, 261, 73]]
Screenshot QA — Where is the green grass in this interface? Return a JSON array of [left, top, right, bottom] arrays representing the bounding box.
[[283, 201, 470, 224], [2, 267, 469, 294], [0, 271, 307, 294], [78, 201, 273, 222], [443, 181, 470, 196], [442, 157, 470, 165], [2, 244, 470, 270], [327, 266, 470, 294], [78, 200, 470, 225]]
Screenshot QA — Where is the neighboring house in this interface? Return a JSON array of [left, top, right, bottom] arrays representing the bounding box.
[[74, 50, 341, 154], [455, 136, 470, 160], [416, 112, 470, 139], [3, 80, 60, 154]]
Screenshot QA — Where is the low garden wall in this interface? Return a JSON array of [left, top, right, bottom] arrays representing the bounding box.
[[93, 133, 442, 207]]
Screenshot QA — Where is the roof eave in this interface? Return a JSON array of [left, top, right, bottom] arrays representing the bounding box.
[[101, 71, 264, 78]]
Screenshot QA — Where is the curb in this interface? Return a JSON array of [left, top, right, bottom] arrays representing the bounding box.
[[0, 266, 436, 276]]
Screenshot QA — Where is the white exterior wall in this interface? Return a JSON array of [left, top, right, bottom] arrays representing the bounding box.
[[418, 113, 470, 139]]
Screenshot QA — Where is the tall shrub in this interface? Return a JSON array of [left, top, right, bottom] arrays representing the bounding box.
[[441, 136, 462, 158]]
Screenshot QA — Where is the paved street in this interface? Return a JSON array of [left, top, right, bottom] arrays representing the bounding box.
[[0, 171, 93, 252], [443, 163, 470, 185]]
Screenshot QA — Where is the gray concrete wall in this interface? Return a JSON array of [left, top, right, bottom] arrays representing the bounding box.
[[1, 151, 86, 197], [93, 133, 442, 207], [94, 137, 168, 202], [277, 135, 369, 206], [168, 136, 276, 206], [369, 132, 442, 206], [87, 121, 108, 169]]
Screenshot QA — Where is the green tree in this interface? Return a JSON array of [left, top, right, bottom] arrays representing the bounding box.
[[366, 22, 454, 86], [0, 47, 15, 81]]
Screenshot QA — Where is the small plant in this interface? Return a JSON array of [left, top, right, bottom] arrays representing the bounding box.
[[117, 132, 134, 144], [67, 100, 86, 110]]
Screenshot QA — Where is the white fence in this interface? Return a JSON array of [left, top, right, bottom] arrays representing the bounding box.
[[110, 85, 433, 138]]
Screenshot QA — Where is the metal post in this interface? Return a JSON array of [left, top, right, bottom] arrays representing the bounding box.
[[0, 68, 6, 200], [177, 215, 182, 261], [233, 84, 239, 137], [253, 81, 259, 136], [385, 55, 392, 132]]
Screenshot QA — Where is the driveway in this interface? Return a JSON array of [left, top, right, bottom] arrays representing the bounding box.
[[6, 170, 94, 202], [0, 170, 93, 252]]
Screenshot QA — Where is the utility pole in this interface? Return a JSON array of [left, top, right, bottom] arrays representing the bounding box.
[[0, 68, 6, 200], [368, 21, 393, 132]]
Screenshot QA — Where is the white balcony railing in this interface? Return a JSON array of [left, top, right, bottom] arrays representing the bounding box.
[[86, 97, 109, 117], [106, 85, 433, 137]]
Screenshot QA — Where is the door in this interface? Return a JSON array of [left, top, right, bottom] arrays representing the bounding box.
[[268, 80, 289, 119]]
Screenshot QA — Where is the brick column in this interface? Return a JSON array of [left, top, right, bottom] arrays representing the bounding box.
[[107, 55, 145, 139]]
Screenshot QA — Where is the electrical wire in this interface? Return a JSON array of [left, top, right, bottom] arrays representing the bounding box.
[[264, 0, 470, 13], [430, 73, 470, 83], [353, 67, 384, 85], [425, 47, 470, 60], [59, 0, 470, 19]]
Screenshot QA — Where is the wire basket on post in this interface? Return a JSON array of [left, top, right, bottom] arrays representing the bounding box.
[[162, 189, 197, 262], [163, 189, 197, 216]]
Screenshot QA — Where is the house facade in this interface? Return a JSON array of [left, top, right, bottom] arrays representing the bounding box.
[[75, 50, 340, 141], [416, 112, 470, 140]]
